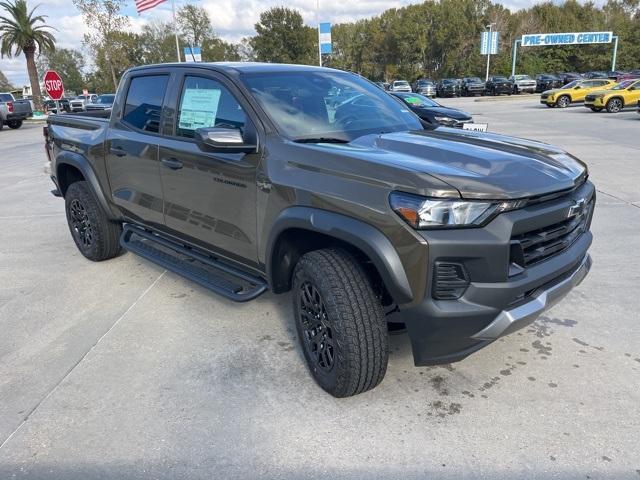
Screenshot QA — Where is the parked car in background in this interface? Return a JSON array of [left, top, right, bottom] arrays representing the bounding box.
[[535, 74, 563, 92], [509, 74, 536, 94], [583, 71, 608, 79], [69, 94, 98, 112], [618, 70, 640, 82], [390, 92, 473, 127], [556, 72, 582, 85], [540, 79, 615, 108], [43, 99, 71, 115], [374, 81, 390, 91], [390, 80, 412, 92], [485, 76, 514, 95], [584, 79, 640, 113], [0, 92, 32, 130], [85, 94, 116, 111], [460, 77, 485, 96], [412, 79, 436, 97], [436, 78, 460, 97]]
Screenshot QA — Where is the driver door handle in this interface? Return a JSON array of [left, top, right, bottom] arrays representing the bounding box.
[[161, 157, 183, 170]]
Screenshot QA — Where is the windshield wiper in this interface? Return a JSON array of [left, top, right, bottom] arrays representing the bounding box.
[[293, 137, 350, 144]]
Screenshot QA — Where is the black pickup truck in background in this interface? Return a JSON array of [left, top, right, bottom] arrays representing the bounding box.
[[44, 63, 595, 397]]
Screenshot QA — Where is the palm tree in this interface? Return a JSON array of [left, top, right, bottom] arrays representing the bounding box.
[[0, 0, 55, 110]]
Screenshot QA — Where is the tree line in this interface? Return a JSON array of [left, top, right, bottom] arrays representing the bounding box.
[[1, 0, 639, 109]]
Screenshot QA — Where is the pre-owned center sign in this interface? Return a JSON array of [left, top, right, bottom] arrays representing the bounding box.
[[512, 31, 620, 76], [521, 31, 613, 47]]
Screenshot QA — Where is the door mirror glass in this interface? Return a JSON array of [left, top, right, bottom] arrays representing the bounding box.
[[196, 127, 256, 153]]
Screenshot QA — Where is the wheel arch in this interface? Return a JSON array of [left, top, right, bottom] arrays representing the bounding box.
[[55, 151, 120, 220], [265, 207, 414, 305], [607, 95, 625, 107]]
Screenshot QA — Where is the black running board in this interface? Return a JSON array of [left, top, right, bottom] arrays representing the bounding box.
[[120, 224, 268, 302]]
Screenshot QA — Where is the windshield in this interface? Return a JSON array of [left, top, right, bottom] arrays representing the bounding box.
[[465, 77, 482, 82], [397, 93, 439, 108], [241, 71, 422, 141], [394, 81, 409, 86], [96, 95, 115, 104], [493, 77, 508, 82], [563, 80, 580, 89], [514, 75, 530, 80], [611, 80, 637, 90]]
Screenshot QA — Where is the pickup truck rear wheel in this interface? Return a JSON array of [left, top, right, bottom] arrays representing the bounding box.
[[292, 248, 388, 397], [7, 120, 22, 129], [65, 181, 121, 261]]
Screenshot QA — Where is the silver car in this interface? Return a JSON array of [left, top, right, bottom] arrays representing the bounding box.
[[390, 80, 412, 93]]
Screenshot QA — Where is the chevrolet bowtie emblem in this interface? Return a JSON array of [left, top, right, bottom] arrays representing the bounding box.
[[568, 198, 586, 218]]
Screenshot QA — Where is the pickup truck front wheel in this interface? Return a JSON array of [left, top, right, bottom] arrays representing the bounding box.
[[65, 181, 121, 261], [292, 248, 388, 397]]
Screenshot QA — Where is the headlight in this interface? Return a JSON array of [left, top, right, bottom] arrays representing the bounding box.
[[389, 192, 524, 229], [434, 115, 457, 126]]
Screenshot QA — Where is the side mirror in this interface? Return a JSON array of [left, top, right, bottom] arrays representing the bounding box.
[[195, 127, 257, 154], [574, 86, 581, 90]]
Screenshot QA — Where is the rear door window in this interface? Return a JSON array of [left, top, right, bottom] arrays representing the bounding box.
[[122, 75, 169, 133]]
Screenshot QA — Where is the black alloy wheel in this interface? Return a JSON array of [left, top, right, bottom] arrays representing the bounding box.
[[298, 282, 335, 372], [69, 198, 94, 248]]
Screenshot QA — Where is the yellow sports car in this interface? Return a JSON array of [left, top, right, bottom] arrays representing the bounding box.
[[540, 79, 615, 108], [584, 79, 640, 113]]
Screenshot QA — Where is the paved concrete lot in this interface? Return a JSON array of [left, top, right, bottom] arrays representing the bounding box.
[[1, 98, 639, 479]]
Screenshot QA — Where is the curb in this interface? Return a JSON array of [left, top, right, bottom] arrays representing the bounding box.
[[474, 94, 541, 103]]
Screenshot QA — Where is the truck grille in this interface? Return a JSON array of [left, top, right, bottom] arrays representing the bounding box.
[[510, 200, 593, 267]]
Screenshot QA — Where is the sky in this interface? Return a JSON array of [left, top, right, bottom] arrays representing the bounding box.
[[0, 0, 599, 87]]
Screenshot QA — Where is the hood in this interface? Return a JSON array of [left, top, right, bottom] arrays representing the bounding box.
[[415, 106, 471, 120], [347, 130, 587, 199]]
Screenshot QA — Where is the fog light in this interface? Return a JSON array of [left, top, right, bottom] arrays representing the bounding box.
[[433, 262, 470, 300]]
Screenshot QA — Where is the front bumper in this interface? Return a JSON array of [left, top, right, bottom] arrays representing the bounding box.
[[584, 98, 606, 108], [394, 181, 595, 366], [516, 84, 536, 92]]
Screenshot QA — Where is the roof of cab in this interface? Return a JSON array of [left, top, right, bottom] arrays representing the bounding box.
[[127, 62, 340, 75]]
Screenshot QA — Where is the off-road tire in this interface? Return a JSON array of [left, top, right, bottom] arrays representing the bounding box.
[[292, 248, 388, 397], [65, 181, 121, 261], [606, 98, 623, 113], [7, 120, 22, 129]]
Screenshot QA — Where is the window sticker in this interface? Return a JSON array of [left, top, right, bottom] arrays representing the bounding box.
[[179, 88, 222, 130], [405, 96, 422, 105]]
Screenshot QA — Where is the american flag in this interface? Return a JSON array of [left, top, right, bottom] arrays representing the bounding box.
[[135, 0, 167, 14]]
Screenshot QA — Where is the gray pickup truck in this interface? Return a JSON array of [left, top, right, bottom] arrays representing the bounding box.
[[0, 92, 32, 130], [45, 63, 594, 397]]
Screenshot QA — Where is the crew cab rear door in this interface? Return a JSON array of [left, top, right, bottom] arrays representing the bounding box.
[[156, 69, 262, 264], [105, 73, 170, 227]]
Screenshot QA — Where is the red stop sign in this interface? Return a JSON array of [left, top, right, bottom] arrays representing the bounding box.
[[43, 70, 64, 100]]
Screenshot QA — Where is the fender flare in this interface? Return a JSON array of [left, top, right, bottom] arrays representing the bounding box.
[[55, 151, 120, 220], [265, 207, 414, 304]]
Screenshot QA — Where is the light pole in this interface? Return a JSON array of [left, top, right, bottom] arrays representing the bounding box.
[[316, 0, 322, 66], [485, 23, 495, 82]]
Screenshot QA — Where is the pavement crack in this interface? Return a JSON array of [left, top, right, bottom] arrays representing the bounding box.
[[0, 271, 166, 453]]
